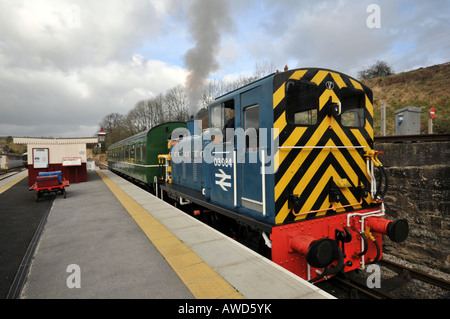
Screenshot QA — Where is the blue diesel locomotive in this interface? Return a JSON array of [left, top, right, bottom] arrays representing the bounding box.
[[111, 67, 409, 283]]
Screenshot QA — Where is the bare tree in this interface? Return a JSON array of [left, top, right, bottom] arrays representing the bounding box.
[[252, 61, 276, 80], [98, 61, 277, 140], [165, 85, 190, 121], [100, 112, 131, 146], [126, 100, 153, 134]]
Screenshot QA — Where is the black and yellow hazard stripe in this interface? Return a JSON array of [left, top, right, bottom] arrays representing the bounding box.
[[272, 68, 375, 225]]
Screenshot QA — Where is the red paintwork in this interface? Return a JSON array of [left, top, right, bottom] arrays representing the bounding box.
[[271, 208, 387, 282]]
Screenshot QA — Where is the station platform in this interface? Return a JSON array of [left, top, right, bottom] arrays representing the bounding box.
[[2, 169, 333, 299]]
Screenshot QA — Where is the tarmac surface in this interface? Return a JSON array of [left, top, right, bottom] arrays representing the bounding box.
[[0, 170, 44, 298], [0, 169, 334, 299]]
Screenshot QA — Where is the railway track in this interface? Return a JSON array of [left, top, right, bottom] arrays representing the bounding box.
[[378, 259, 450, 292], [0, 167, 26, 181], [374, 133, 450, 143], [329, 276, 394, 299], [319, 259, 450, 299]]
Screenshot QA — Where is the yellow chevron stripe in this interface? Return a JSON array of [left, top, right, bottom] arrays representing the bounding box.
[[326, 140, 361, 187], [272, 126, 306, 182], [365, 119, 374, 139], [289, 69, 308, 80], [350, 78, 363, 91], [351, 128, 370, 148], [330, 72, 346, 89], [331, 122, 368, 174], [298, 166, 339, 219], [275, 118, 329, 202], [275, 200, 290, 225], [366, 95, 373, 118], [319, 89, 339, 110], [305, 166, 362, 219], [273, 111, 286, 141], [276, 126, 307, 169], [273, 83, 285, 109], [311, 70, 329, 85], [293, 156, 363, 221], [291, 139, 334, 195]]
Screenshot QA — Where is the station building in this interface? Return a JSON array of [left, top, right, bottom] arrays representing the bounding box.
[[13, 137, 98, 186]]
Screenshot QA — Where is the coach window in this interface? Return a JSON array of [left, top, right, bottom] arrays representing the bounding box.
[[142, 143, 146, 162], [286, 80, 318, 125], [340, 89, 365, 127], [131, 144, 135, 162], [136, 144, 141, 163]]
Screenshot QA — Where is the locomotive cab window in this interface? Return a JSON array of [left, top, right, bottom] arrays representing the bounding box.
[[340, 89, 365, 127], [210, 104, 223, 129], [244, 104, 259, 151], [286, 80, 318, 125], [210, 99, 235, 143]]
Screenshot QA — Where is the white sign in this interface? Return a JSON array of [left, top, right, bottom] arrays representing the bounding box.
[[215, 169, 231, 191], [33, 148, 49, 169], [63, 157, 82, 166]]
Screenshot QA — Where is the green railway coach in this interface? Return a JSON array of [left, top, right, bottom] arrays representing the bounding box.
[[108, 122, 187, 186]]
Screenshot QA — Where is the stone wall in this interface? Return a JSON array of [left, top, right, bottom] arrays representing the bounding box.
[[374, 141, 450, 273]]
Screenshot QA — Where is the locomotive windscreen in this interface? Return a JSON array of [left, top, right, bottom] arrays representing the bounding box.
[[340, 88, 365, 127], [286, 80, 319, 125]]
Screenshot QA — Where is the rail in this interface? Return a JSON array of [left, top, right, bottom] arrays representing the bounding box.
[[95, 162, 109, 170], [330, 276, 394, 299], [378, 259, 450, 292], [374, 133, 450, 143]]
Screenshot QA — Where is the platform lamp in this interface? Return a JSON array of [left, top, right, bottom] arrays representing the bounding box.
[[98, 126, 106, 154]]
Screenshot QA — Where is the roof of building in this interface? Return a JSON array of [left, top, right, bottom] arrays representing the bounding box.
[[13, 137, 98, 145]]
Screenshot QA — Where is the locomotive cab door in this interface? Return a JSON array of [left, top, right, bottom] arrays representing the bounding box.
[[208, 99, 237, 208]]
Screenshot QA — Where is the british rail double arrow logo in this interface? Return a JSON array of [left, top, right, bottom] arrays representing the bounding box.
[[215, 169, 232, 191]]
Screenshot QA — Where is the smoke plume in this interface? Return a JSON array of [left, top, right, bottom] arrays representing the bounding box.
[[184, 0, 232, 116]]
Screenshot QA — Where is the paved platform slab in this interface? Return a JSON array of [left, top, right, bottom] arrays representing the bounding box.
[[15, 169, 333, 299], [100, 170, 333, 299], [20, 171, 193, 299]]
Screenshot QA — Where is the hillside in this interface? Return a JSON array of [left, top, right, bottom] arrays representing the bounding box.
[[0, 137, 27, 154], [361, 63, 450, 136]]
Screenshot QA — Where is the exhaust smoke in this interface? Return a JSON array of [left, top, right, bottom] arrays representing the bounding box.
[[183, 0, 232, 116]]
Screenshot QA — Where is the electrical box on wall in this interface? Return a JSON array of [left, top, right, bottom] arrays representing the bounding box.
[[394, 106, 422, 135]]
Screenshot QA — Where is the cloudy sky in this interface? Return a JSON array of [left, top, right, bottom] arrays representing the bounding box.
[[0, 0, 448, 138]]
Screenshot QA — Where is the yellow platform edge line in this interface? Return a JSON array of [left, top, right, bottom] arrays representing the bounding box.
[[96, 170, 244, 299], [0, 172, 28, 195]]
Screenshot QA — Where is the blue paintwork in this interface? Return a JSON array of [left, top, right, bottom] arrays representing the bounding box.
[[171, 73, 277, 225]]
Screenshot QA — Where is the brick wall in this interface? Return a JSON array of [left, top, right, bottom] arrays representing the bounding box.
[[375, 141, 450, 273]]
